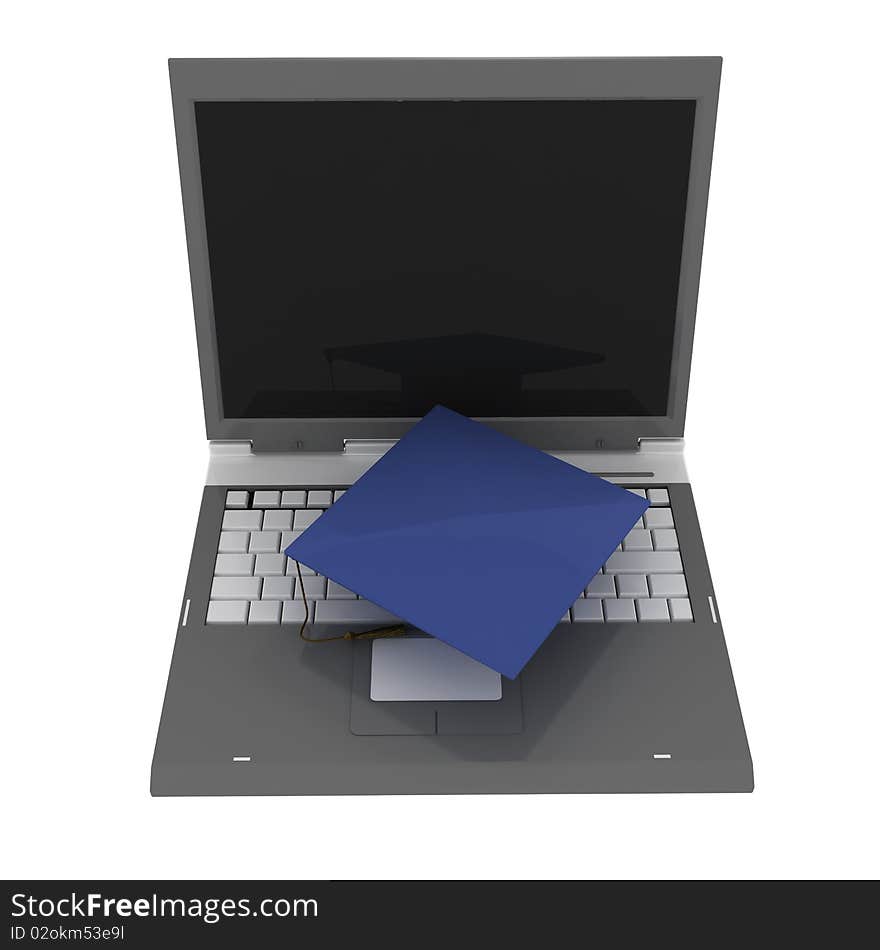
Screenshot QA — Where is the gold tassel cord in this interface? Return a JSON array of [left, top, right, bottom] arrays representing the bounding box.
[[294, 560, 407, 643]]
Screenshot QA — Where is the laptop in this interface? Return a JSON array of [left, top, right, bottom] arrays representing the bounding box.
[[152, 57, 753, 795]]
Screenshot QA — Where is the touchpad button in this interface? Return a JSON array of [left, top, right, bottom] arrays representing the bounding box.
[[370, 638, 502, 702]]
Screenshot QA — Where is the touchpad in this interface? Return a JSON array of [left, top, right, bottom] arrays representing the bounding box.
[[370, 638, 502, 702]]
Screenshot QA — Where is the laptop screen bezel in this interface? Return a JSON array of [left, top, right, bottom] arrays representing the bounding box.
[[169, 57, 721, 451]]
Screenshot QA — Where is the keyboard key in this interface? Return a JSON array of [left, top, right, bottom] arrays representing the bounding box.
[[669, 598, 694, 622], [616, 574, 649, 598], [207, 600, 248, 623], [604, 599, 637, 622], [605, 551, 682, 574], [254, 553, 286, 576], [627, 488, 647, 498], [647, 488, 669, 506], [585, 574, 616, 598], [253, 490, 281, 508], [218, 531, 249, 553], [214, 553, 255, 576], [622, 528, 653, 551], [572, 599, 604, 622], [652, 529, 679, 551], [262, 576, 294, 600], [648, 574, 688, 598], [280, 529, 303, 549], [280, 490, 307, 508], [308, 490, 333, 508], [286, 556, 316, 576], [293, 509, 323, 529], [211, 576, 262, 600], [248, 600, 281, 623], [559, 609, 572, 623], [327, 579, 357, 599], [299, 576, 327, 599], [225, 490, 249, 508], [636, 598, 670, 621], [315, 601, 401, 625], [644, 508, 674, 530], [282, 600, 310, 624], [263, 509, 293, 531], [248, 531, 280, 553], [333, 490, 347, 502], [222, 510, 262, 531]]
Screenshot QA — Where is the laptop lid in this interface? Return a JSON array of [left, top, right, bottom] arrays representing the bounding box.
[[169, 57, 721, 451]]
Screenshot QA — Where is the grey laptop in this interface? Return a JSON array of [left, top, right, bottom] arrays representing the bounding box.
[[152, 57, 753, 795]]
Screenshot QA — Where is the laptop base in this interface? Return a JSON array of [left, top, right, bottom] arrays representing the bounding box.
[[151, 483, 752, 795]]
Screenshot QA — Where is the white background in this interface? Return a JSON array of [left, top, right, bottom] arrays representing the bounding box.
[[2, 0, 878, 880]]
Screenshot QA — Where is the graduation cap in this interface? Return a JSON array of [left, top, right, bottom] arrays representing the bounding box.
[[285, 405, 647, 679]]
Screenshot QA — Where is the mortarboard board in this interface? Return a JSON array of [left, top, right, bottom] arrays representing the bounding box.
[[285, 405, 648, 679]]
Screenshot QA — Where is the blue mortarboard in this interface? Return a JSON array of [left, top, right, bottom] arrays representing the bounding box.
[[285, 406, 648, 679]]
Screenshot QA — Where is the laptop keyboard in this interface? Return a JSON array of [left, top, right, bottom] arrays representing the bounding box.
[[205, 487, 693, 625]]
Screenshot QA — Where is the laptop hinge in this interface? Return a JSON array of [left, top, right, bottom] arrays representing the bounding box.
[[637, 437, 685, 454], [209, 440, 253, 457], [244, 435, 668, 455], [343, 439, 399, 455]]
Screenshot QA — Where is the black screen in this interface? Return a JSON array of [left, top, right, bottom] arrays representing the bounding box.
[[195, 99, 695, 419]]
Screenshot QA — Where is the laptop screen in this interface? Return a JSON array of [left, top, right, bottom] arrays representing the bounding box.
[[195, 99, 696, 420]]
